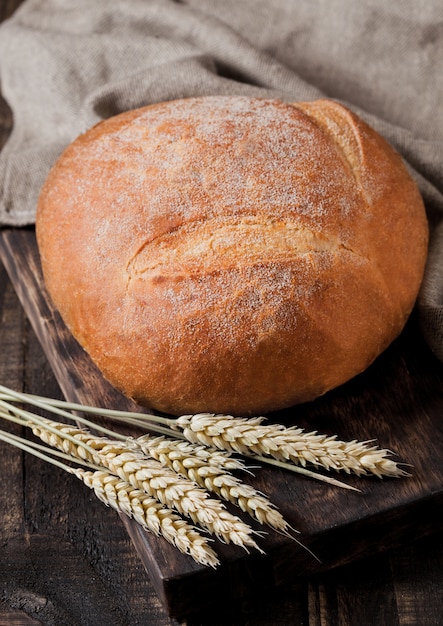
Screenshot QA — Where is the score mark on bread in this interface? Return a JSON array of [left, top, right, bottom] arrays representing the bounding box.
[[126, 219, 353, 279]]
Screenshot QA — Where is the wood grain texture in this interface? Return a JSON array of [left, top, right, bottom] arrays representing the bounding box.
[[0, 260, 176, 625], [1, 227, 443, 623], [2, 2, 443, 623]]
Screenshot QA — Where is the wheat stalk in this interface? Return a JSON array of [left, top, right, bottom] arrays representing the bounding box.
[[172, 414, 408, 478], [74, 468, 220, 568], [0, 384, 411, 569]]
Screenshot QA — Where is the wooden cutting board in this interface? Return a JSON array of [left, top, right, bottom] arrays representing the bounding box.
[[1, 227, 443, 620]]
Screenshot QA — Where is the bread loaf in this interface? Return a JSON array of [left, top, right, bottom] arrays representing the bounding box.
[[36, 96, 428, 416]]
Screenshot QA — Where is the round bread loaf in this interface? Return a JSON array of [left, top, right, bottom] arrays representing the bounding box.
[[36, 96, 428, 416]]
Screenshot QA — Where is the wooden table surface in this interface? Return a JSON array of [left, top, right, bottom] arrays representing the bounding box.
[[1, 1, 443, 624]]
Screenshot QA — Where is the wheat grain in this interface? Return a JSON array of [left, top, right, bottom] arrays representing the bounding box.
[[74, 468, 220, 567], [135, 435, 292, 534], [173, 414, 408, 478]]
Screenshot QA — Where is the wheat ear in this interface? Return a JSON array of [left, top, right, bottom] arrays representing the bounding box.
[[0, 422, 219, 568], [133, 435, 247, 471], [94, 447, 263, 551], [0, 387, 407, 482], [172, 414, 408, 478], [40, 420, 293, 538], [135, 435, 293, 535], [30, 419, 262, 552], [74, 468, 219, 567]]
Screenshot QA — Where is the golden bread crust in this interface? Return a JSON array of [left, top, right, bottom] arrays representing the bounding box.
[[36, 96, 428, 415]]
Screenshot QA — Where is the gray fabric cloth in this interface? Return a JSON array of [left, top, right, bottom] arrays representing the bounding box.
[[1, 0, 443, 358]]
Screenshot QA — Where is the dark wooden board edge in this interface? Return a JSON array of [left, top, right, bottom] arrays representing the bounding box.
[[2, 227, 443, 620]]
